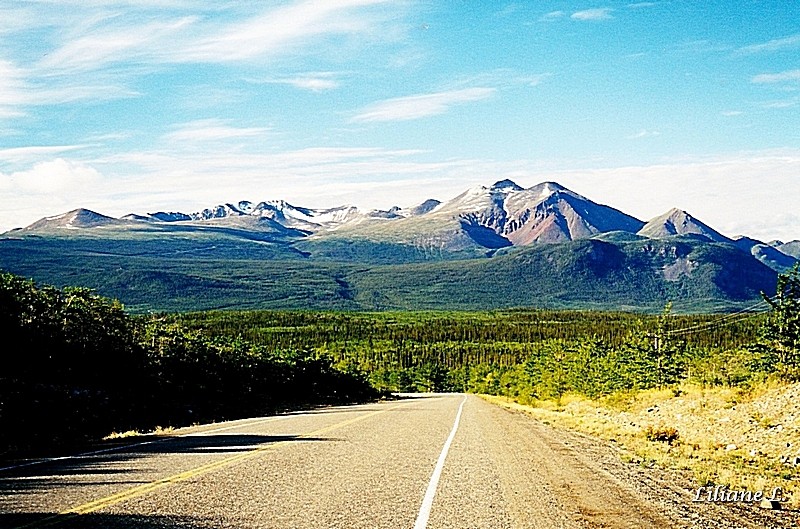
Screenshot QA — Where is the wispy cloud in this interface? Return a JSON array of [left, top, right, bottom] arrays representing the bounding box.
[[496, 4, 521, 17], [450, 70, 551, 90], [257, 72, 341, 92], [0, 145, 90, 164], [737, 34, 800, 55], [671, 40, 731, 54], [39, 17, 197, 73], [571, 8, 613, 21], [626, 129, 660, 139], [163, 119, 271, 143], [751, 69, 800, 84], [32, 1, 401, 71], [539, 10, 565, 21], [721, 110, 743, 117], [351, 88, 496, 123], [0, 59, 28, 117], [174, 0, 397, 63], [0, 58, 139, 117], [762, 99, 797, 109], [628, 2, 656, 8]]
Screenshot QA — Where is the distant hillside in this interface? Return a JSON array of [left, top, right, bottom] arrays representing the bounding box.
[[1, 179, 794, 313]]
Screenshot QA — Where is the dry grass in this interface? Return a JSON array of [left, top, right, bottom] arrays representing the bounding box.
[[483, 382, 800, 508], [103, 425, 175, 440]]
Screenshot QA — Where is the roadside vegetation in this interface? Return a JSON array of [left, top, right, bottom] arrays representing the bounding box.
[[0, 272, 377, 457]]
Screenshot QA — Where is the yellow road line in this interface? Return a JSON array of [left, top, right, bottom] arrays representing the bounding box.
[[13, 401, 409, 529]]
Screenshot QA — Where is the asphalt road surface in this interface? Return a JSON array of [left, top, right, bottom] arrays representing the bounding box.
[[0, 394, 785, 528]]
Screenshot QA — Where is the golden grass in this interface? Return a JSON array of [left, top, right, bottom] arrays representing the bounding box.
[[103, 425, 175, 440], [483, 383, 800, 508]]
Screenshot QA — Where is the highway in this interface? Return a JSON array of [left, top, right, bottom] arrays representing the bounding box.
[[0, 394, 773, 528]]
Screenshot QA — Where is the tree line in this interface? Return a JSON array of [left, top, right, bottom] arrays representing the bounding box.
[[0, 272, 377, 456], [174, 266, 799, 398]]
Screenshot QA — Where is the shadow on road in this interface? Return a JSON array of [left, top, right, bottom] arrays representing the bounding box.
[[0, 434, 331, 496], [0, 512, 225, 529]]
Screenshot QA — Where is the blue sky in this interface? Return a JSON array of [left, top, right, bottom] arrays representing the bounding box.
[[1, 0, 798, 240]]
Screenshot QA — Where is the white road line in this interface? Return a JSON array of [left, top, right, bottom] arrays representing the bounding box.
[[413, 394, 468, 529]]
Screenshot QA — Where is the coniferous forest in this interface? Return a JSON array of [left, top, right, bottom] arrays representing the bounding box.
[[2, 266, 798, 457], [0, 271, 377, 456]]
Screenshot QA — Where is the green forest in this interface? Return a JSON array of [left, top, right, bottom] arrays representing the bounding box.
[[0, 271, 377, 456], [1, 265, 798, 457], [171, 274, 797, 399]]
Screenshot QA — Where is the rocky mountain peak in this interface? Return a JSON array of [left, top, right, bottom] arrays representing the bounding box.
[[490, 179, 524, 191], [638, 208, 730, 243]]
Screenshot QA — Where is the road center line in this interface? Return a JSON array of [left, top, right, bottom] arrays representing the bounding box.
[[413, 395, 468, 529], [10, 401, 410, 529]]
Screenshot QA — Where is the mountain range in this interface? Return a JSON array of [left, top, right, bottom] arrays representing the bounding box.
[[1, 180, 796, 313]]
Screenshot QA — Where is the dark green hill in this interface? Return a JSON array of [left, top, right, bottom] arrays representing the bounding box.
[[347, 238, 777, 312], [0, 229, 777, 313]]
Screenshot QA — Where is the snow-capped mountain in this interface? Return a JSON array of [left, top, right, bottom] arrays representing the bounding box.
[[8, 180, 797, 269], [126, 197, 442, 233], [4, 179, 797, 313], [330, 179, 646, 250], [22, 208, 120, 230], [638, 208, 731, 243]]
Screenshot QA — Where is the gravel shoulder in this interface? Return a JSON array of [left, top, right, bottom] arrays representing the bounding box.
[[482, 394, 798, 529]]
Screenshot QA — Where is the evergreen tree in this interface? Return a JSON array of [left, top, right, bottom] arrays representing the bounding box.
[[761, 264, 800, 377]]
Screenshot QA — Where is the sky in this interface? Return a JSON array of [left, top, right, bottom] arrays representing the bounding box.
[[0, 0, 799, 241]]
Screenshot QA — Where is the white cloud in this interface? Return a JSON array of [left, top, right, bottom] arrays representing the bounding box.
[[752, 70, 800, 84], [627, 129, 660, 139], [449, 70, 551, 90], [0, 158, 102, 195], [0, 1, 410, 122], [0, 57, 140, 118], [281, 77, 340, 92], [351, 88, 496, 122], [0, 145, 90, 164], [544, 149, 800, 241], [539, 10, 565, 21], [571, 8, 613, 21], [721, 110, 743, 117], [762, 99, 797, 109], [2, 148, 800, 243], [163, 119, 271, 143], [25, 0, 404, 76], [737, 34, 800, 55], [628, 2, 656, 8], [524, 73, 552, 87], [174, 0, 396, 63], [259, 73, 341, 92], [0, 59, 30, 117], [40, 17, 197, 73]]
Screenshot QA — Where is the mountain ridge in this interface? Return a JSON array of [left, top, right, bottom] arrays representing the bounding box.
[[2, 179, 795, 313]]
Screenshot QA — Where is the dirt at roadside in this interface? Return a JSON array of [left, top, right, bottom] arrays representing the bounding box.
[[483, 394, 799, 529]]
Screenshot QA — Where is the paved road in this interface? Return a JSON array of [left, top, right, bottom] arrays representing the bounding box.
[[0, 394, 774, 528]]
